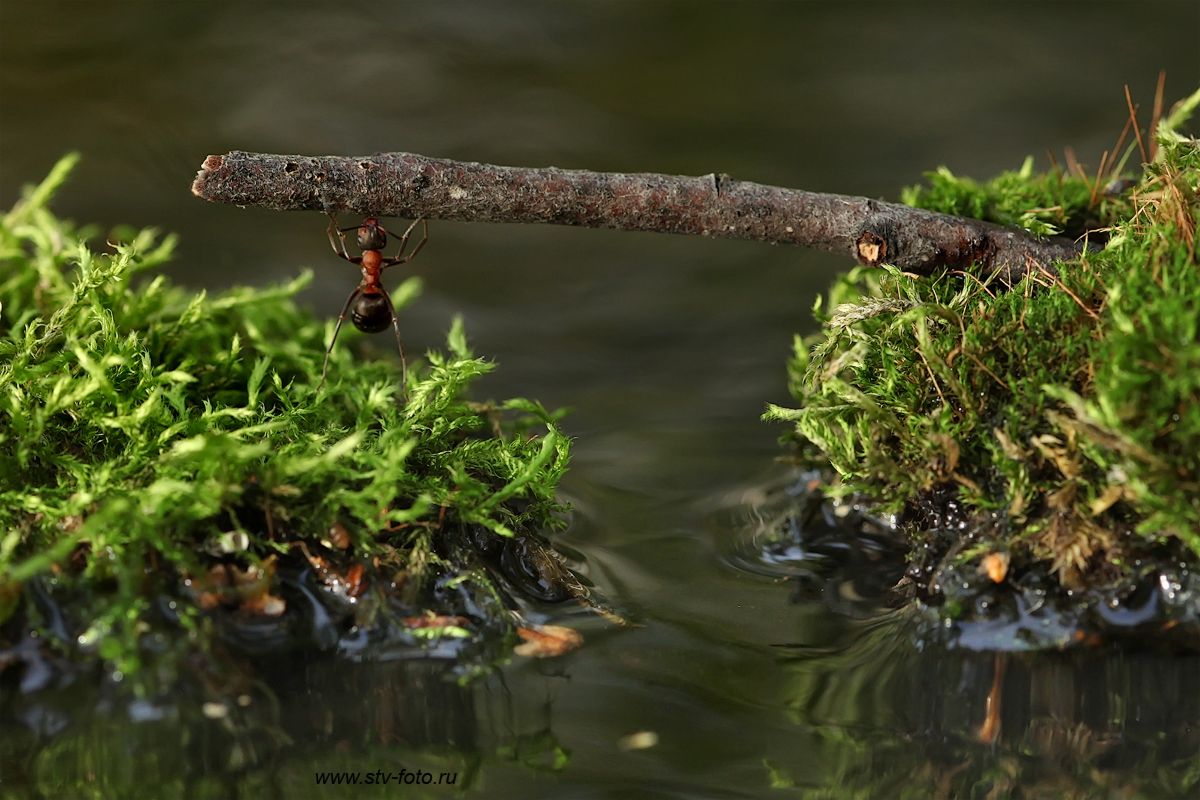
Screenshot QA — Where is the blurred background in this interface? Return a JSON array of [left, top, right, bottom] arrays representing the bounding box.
[[3, 1, 1198, 796]]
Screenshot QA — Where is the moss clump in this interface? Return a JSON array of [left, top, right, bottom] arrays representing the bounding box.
[[901, 155, 1115, 238], [0, 156, 571, 676], [768, 89, 1200, 590]]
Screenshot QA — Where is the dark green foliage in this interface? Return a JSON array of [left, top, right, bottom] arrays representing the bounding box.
[[769, 89, 1200, 585], [0, 155, 570, 673]]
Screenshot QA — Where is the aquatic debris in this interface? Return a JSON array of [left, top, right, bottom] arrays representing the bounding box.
[[324, 521, 352, 550], [617, 731, 660, 752], [981, 553, 1009, 584], [513, 624, 582, 658], [729, 473, 1200, 651], [186, 559, 286, 617]]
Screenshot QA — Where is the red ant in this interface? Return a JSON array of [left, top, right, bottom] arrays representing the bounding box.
[[321, 213, 428, 390]]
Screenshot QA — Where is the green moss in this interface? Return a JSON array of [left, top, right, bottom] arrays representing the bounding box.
[[0, 155, 570, 675], [901, 155, 1113, 238], [768, 88, 1200, 586]]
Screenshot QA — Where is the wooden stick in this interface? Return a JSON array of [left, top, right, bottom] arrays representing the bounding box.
[[192, 150, 1085, 283]]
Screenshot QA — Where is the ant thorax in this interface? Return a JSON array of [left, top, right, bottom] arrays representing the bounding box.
[[360, 249, 383, 273]]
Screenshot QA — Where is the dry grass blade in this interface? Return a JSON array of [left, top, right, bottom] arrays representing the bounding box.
[[1149, 70, 1166, 162], [1124, 84, 1149, 165]]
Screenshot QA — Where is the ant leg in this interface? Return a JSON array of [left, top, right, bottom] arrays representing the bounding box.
[[318, 287, 360, 390], [326, 212, 355, 262], [381, 289, 409, 398], [383, 217, 429, 267]]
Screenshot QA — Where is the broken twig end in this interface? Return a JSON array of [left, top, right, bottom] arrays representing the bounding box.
[[191, 154, 226, 199]]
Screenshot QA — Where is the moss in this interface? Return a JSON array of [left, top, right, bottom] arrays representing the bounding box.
[[901, 155, 1114, 238], [768, 88, 1200, 589], [0, 155, 571, 676]]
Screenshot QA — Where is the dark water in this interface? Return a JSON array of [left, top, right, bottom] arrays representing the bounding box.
[[3, 2, 1199, 797]]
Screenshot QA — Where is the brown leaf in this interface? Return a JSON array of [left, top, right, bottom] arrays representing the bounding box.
[[1089, 485, 1124, 517], [513, 624, 583, 658], [240, 591, 287, 617], [980, 553, 1010, 584], [325, 521, 351, 550]]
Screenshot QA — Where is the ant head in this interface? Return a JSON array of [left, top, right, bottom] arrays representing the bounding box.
[[350, 291, 392, 333], [356, 217, 387, 251]]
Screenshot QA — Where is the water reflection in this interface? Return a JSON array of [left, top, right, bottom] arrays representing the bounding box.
[[722, 476, 1200, 796], [5, 477, 1199, 797], [767, 642, 1200, 796]]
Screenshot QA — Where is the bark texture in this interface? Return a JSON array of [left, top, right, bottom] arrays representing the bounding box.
[[193, 150, 1084, 282]]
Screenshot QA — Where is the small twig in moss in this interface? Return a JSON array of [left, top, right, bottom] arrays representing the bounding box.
[[192, 150, 1085, 284]]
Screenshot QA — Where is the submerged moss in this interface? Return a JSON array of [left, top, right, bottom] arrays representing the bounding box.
[[768, 88, 1200, 591], [0, 156, 572, 676]]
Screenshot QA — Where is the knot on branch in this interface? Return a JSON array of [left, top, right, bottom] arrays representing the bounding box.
[[854, 215, 898, 267], [854, 212, 1002, 275]]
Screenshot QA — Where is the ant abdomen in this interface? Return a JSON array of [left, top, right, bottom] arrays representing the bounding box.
[[351, 293, 392, 333]]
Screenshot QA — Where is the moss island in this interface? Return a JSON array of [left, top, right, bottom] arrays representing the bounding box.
[[768, 89, 1200, 637], [0, 156, 579, 678]]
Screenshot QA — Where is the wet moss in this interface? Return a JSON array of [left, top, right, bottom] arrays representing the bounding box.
[[0, 155, 572, 677], [768, 88, 1200, 592]]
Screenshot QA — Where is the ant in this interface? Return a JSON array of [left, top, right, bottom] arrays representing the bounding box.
[[320, 212, 428, 390]]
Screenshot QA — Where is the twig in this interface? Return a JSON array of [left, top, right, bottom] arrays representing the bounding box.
[[193, 150, 1085, 284]]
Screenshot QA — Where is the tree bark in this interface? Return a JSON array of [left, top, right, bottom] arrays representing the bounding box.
[[192, 150, 1084, 283]]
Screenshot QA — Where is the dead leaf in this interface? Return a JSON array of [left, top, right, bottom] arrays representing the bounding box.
[[617, 731, 659, 751], [324, 521, 351, 550], [993, 427, 1028, 460], [1031, 434, 1083, 480], [240, 591, 286, 617], [1089, 485, 1124, 516], [513, 624, 582, 658], [980, 552, 1010, 584]]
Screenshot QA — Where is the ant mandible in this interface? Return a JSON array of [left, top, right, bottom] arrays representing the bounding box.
[[320, 212, 428, 390]]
